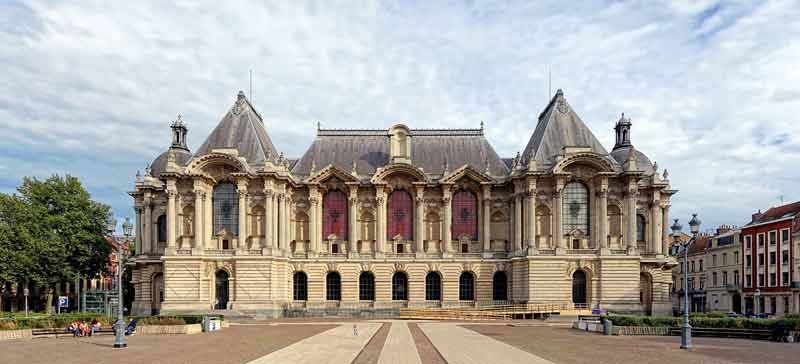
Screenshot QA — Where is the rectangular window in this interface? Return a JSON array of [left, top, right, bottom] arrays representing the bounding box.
[[782, 250, 789, 264], [699, 260, 704, 271], [734, 252, 739, 264], [700, 277, 705, 290], [691, 261, 695, 272], [770, 297, 777, 314], [745, 236, 752, 249], [722, 271, 728, 286], [712, 272, 718, 287], [783, 272, 790, 286], [758, 234, 765, 247], [722, 253, 727, 265], [712, 255, 717, 266], [746, 255, 751, 267], [769, 231, 777, 245], [785, 297, 790, 313], [769, 251, 776, 265], [781, 229, 790, 243], [758, 253, 764, 266], [734, 271, 739, 286], [758, 274, 764, 287], [745, 274, 751, 288], [769, 273, 776, 287]]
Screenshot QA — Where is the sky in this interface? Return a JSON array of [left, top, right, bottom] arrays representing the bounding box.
[[1, 0, 799, 234]]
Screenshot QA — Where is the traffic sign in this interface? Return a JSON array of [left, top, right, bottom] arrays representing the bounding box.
[[58, 296, 69, 308]]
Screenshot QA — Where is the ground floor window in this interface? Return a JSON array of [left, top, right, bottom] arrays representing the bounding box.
[[425, 272, 441, 301], [459, 272, 475, 301], [392, 272, 408, 300], [492, 271, 507, 301], [359, 272, 375, 301], [326, 272, 341, 301], [293, 272, 307, 301]]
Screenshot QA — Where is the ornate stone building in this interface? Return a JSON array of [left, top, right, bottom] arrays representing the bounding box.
[[129, 89, 676, 316]]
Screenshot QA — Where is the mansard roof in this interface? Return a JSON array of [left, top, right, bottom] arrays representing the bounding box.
[[194, 91, 280, 167], [522, 89, 609, 167], [291, 127, 509, 178]]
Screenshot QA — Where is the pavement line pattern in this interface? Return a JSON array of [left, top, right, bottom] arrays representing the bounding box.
[[245, 323, 381, 364], [418, 323, 554, 364], [378, 321, 422, 364]]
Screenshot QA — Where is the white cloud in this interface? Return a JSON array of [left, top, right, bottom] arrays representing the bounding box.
[[1, 0, 799, 231]]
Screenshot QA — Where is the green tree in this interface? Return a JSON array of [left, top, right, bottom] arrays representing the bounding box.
[[1, 175, 112, 312]]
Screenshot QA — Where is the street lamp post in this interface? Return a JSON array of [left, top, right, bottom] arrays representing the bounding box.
[[672, 214, 701, 351], [113, 217, 133, 349], [754, 289, 761, 316]]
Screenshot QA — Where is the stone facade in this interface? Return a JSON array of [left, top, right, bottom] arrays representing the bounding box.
[[129, 90, 677, 317]]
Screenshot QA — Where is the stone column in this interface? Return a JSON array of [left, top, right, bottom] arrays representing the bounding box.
[[166, 181, 177, 251], [414, 186, 425, 257], [598, 181, 609, 251], [134, 205, 143, 254], [263, 189, 273, 250], [651, 191, 663, 256], [193, 189, 203, 250], [309, 186, 319, 257], [348, 186, 359, 258], [526, 179, 537, 254], [143, 195, 152, 255], [553, 179, 565, 251], [442, 186, 452, 257], [375, 186, 386, 257], [282, 192, 290, 255], [662, 204, 671, 255], [514, 192, 522, 254], [237, 182, 248, 249], [204, 188, 212, 248], [482, 185, 492, 257], [625, 182, 638, 252]]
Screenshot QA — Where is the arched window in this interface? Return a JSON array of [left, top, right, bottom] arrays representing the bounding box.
[[392, 272, 408, 300], [425, 272, 441, 301], [452, 190, 478, 239], [156, 214, 167, 242], [359, 271, 375, 301], [636, 214, 646, 242], [213, 183, 239, 235], [493, 271, 508, 301], [459, 272, 475, 301], [562, 182, 589, 235], [572, 270, 587, 304], [323, 190, 348, 239], [293, 272, 308, 301], [387, 190, 413, 239], [326, 272, 341, 301], [215, 270, 229, 309]]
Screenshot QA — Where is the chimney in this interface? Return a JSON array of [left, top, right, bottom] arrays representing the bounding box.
[[752, 210, 763, 223]]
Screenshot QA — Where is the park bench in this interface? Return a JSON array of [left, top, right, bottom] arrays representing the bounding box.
[[668, 327, 771, 340], [31, 327, 116, 338]]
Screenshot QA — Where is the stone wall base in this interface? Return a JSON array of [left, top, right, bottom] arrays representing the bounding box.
[[138, 324, 202, 335], [0, 329, 32, 341]]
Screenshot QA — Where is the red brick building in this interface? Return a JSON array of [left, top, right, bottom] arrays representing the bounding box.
[[741, 201, 800, 315]]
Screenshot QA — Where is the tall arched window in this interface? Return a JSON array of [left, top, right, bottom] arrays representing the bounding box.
[[392, 272, 408, 300], [452, 190, 478, 239], [425, 272, 441, 301], [459, 272, 475, 301], [562, 182, 589, 234], [213, 183, 239, 235], [492, 271, 508, 301], [359, 271, 375, 301], [387, 190, 413, 239], [326, 272, 341, 301], [293, 272, 307, 301], [636, 214, 647, 242], [156, 214, 167, 242], [323, 190, 348, 239], [572, 270, 587, 304]]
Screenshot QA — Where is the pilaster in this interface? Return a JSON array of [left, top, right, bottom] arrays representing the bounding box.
[[526, 178, 537, 255], [442, 185, 452, 258], [482, 185, 492, 258]]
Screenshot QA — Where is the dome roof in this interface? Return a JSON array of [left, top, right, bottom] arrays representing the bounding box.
[[150, 148, 192, 177], [609, 146, 654, 175]]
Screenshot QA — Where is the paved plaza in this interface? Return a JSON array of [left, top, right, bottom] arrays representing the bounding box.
[[1, 320, 798, 364]]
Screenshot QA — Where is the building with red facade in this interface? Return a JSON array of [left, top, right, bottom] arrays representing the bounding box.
[[741, 201, 800, 315]]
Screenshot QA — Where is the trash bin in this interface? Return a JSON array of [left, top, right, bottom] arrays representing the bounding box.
[[203, 316, 221, 332], [602, 317, 612, 336]]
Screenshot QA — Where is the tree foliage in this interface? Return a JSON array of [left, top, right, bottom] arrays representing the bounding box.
[[0, 175, 113, 309]]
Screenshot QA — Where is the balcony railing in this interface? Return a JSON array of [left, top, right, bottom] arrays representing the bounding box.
[[725, 284, 741, 291], [204, 249, 235, 256]]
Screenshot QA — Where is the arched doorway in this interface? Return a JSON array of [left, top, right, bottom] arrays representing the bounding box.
[[215, 270, 229, 310], [639, 272, 652, 315], [572, 270, 587, 305], [151, 273, 164, 316], [732, 293, 742, 314]]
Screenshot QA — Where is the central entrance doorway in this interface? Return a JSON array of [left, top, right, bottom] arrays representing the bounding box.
[[215, 270, 229, 310]]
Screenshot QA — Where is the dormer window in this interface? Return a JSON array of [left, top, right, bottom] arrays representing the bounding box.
[[389, 124, 411, 164]]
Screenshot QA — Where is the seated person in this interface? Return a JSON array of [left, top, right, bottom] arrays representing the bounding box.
[[90, 319, 102, 336], [78, 321, 90, 337], [66, 320, 80, 337], [125, 318, 137, 336]]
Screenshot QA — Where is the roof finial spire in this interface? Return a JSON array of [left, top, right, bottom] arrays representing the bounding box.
[[484, 156, 490, 175], [351, 159, 358, 176], [480, 121, 484, 130], [443, 157, 450, 175]]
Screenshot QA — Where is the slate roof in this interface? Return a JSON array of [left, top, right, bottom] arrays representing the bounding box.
[[522, 89, 611, 167], [745, 201, 800, 226], [610, 146, 655, 175], [150, 148, 192, 177], [290, 128, 509, 178], [194, 91, 280, 167], [687, 235, 711, 255]]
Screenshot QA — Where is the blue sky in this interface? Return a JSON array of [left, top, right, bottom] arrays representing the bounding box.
[[1, 0, 799, 234]]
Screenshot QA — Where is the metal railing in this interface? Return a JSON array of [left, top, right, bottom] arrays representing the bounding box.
[[399, 302, 594, 321]]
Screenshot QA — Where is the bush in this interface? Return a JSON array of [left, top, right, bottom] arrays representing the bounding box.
[[604, 314, 800, 331], [140, 316, 186, 325]]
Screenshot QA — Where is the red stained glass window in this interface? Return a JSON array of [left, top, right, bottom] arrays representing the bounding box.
[[452, 190, 478, 240], [323, 190, 348, 239], [387, 190, 413, 240]]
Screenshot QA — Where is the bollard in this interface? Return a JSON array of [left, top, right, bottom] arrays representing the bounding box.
[[353, 324, 359, 337], [602, 317, 613, 336]]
